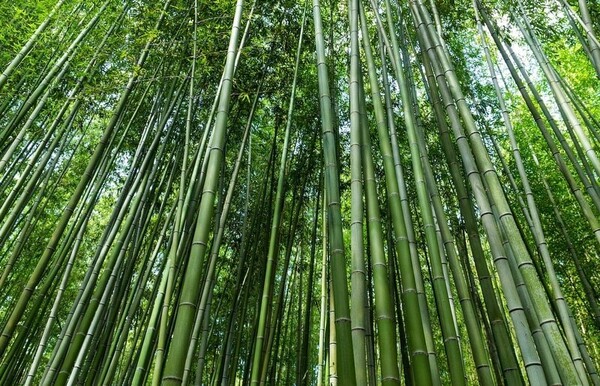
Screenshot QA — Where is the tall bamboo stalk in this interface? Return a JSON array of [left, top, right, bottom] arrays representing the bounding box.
[[312, 0, 356, 384]]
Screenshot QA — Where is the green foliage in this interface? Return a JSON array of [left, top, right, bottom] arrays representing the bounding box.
[[1, 0, 600, 385]]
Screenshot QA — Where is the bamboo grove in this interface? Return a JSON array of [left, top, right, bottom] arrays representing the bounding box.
[[1, 0, 600, 384]]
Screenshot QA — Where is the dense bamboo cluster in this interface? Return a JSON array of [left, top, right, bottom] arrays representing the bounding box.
[[0, 0, 599, 384]]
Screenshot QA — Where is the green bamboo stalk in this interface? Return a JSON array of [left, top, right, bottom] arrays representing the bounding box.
[[348, 0, 367, 383], [161, 1, 244, 383], [316, 190, 328, 386], [312, 0, 356, 383], [184, 85, 258, 386]]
